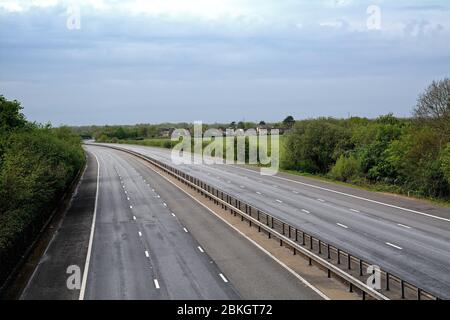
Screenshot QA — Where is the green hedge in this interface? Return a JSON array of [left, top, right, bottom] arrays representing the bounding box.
[[0, 96, 85, 287]]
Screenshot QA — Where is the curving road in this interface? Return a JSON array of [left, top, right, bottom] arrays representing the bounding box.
[[98, 142, 450, 299], [22, 145, 323, 300]]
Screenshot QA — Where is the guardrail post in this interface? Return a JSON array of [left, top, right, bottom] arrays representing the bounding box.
[[348, 254, 351, 270], [362, 291, 366, 300], [302, 232, 305, 245], [271, 217, 274, 229], [417, 288, 421, 300], [401, 280, 405, 299], [327, 269, 331, 278], [337, 249, 341, 264], [327, 244, 330, 259], [318, 240, 321, 254], [386, 273, 390, 291], [288, 226, 291, 239], [308, 257, 312, 266], [282, 223, 285, 235], [309, 236, 313, 250], [280, 239, 283, 246], [349, 283, 353, 293], [359, 260, 363, 276], [295, 229, 298, 242]]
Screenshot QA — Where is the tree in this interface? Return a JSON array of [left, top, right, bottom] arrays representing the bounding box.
[[282, 115, 295, 128], [414, 78, 450, 144], [259, 121, 266, 126], [0, 95, 26, 133]]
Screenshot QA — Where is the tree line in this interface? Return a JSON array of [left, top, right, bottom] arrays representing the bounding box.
[[0, 96, 85, 287], [283, 79, 449, 199], [74, 78, 449, 201]]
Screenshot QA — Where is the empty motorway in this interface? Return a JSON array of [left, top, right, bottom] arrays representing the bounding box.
[[22, 145, 323, 300], [96, 143, 450, 299]]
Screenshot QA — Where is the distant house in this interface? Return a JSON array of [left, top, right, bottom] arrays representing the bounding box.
[[159, 127, 175, 138]]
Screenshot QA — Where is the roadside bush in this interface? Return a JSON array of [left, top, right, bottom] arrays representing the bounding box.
[[0, 96, 85, 287], [328, 155, 362, 182]]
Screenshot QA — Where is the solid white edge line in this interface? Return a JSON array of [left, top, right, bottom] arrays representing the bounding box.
[[141, 161, 330, 300], [350, 209, 360, 213], [219, 273, 229, 283], [183, 227, 188, 233], [276, 199, 283, 203], [233, 165, 450, 223], [385, 242, 403, 250], [302, 209, 310, 214], [153, 279, 160, 289], [198, 246, 204, 253], [397, 223, 411, 229], [138, 231, 142, 237], [145, 250, 149, 258], [79, 153, 100, 300]]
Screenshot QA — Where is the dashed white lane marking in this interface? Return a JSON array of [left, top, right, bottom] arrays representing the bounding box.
[[138, 231, 142, 237], [397, 223, 411, 229], [302, 209, 310, 214], [163, 202, 167, 207], [276, 199, 283, 203], [292, 190, 299, 194], [152, 188, 155, 192], [156, 195, 160, 198], [227, 180, 231, 183], [153, 279, 160, 289], [171, 213, 176, 217], [125, 190, 127, 194], [133, 216, 136, 220], [240, 185, 245, 188], [183, 227, 188, 233], [317, 198, 325, 202], [127, 197, 130, 201], [145, 250, 149, 258], [219, 274, 229, 283], [197, 246, 204, 253], [336, 223, 348, 229], [234, 165, 450, 223], [386, 242, 403, 250], [350, 209, 360, 213], [129, 205, 133, 209], [122, 185, 125, 188], [130, 150, 330, 300], [256, 191, 262, 195]]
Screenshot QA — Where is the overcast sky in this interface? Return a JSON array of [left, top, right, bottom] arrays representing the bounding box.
[[0, 0, 449, 126]]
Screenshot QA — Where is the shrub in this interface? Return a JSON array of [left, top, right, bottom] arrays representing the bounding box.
[[329, 155, 362, 182]]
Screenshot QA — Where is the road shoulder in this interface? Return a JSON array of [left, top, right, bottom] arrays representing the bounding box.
[[20, 150, 98, 300]]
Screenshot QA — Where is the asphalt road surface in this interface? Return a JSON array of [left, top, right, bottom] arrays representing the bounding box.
[[22, 145, 323, 300], [99, 143, 450, 299]]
